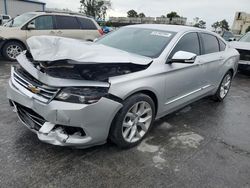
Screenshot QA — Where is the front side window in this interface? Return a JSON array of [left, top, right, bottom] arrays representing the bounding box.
[[201, 33, 220, 54], [5, 13, 36, 27], [55, 16, 80, 29], [96, 27, 176, 58], [32, 16, 54, 30], [169, 32, 200, 59]]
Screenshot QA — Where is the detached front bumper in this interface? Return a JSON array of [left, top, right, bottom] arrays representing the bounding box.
[[7, 73, 123, 148]]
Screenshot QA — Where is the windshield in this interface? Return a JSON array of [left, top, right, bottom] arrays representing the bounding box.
[[4, 13, 36, 27], [239, 32, 250, 43], [96, 27, 176, 58]]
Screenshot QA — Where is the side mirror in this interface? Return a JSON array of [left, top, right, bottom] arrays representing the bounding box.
[[27, 22, 35, 30], [168, 51, 197, 64]]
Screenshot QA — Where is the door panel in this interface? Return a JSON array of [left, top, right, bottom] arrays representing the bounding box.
[[199, 33, 225, 88], [163, 32, 207, 112]]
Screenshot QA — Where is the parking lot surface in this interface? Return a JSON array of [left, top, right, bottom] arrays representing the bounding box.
[[0, 60, 250, 188]]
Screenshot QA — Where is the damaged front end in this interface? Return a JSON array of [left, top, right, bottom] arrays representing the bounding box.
[[7, 36, 152, 147]]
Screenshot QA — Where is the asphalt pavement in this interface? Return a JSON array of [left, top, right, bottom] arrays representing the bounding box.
[[0, 59, 250, 188]]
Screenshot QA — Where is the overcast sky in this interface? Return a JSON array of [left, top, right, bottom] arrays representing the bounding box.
[[43, 0, 250, 29]]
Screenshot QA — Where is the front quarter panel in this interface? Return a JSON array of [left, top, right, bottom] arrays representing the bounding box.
[[108, 60, 166, 118]]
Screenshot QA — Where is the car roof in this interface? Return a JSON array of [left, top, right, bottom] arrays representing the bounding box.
[[125, 24, 211, 33], [28, 11, 92, 19]]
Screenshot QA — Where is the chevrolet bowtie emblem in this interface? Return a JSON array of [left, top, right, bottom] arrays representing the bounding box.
[[28, 84, 40, 94]]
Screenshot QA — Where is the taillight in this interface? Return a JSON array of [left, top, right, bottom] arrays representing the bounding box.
[[98, 29, 104, 35]]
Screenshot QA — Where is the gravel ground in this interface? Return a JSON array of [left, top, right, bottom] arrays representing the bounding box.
[[0, 60, 250, 188]]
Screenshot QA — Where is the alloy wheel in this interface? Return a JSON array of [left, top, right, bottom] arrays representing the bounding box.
[[122, 101, 153, 143], [220, 74, 231, 99], [6, 45, 22, 60]]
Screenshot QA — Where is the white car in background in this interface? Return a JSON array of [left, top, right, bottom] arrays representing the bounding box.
[[230, 32, 250, 72]]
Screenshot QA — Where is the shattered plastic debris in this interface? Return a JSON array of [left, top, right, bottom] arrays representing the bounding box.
[[170, 132, 204, 149]]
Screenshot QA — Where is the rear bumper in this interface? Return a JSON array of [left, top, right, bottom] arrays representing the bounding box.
[[7, 78, 123, 148]]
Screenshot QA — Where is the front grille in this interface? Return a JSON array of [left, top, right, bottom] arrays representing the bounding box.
[[15, 103, 46, 131], [13, 67, 59, 103], [236, 49, 250, 61]]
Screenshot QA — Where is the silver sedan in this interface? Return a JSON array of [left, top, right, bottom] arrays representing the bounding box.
[[7, 24, 239, 148]]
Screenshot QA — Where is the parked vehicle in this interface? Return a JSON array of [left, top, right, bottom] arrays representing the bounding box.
[[230, 32, 250, 71], [0, 14, 11, 25], [7, 25, 239, 149], [0, 11, 103, 61], [221, 31, 235, 41]]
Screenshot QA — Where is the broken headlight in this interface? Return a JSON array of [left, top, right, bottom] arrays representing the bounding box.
[[56, 87, 109, 104]]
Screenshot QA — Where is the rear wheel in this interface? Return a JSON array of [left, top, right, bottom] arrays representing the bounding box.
[[109, 93, 155, 148], [213, 71, 232, 102], [2, 41, 25, 61]]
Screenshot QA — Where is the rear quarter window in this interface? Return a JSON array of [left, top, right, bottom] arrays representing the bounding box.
[[55, 15, 80, 29], [218, 39, 226, 51], [201, 33, 220, 54], [77, 17, 97, 30]]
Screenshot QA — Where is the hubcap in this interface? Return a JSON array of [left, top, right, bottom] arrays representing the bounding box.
[[122, 101, 153, 143], [6, 45, 22, 59], [220, 74, 231, 98]]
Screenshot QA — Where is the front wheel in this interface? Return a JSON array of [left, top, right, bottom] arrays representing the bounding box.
[[109, 93, 156, 148], [2, 41, 25, 61], [213, 71, 233, 102]]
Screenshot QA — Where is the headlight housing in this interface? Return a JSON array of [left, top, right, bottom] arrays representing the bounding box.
[[56, 87, 109, 104]]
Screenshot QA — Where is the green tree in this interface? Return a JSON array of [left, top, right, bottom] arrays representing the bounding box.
[[138, 13, 146, 18], [193, 19, 206, 29], [127, 9, 138, 17], [166, 12, 180, 19], [246, 26, 250, 33], [212, 21, 220, 32], [80, 0, 111, 19], [220, 19, 229, 31]]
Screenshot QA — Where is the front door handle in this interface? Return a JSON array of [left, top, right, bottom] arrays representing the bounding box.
[[57, 31, 63, 34]]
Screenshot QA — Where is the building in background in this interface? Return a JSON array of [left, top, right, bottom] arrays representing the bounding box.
[[109, 16, 187, 27], [232, 12, 250, 35], [0, 0, 45, 18]]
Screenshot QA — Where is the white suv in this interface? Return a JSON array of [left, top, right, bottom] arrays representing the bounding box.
[[0, 11, 103, 61]]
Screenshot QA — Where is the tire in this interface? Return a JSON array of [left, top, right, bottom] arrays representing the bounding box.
[[213, 71, 233, 102], [109, 93, 156, 148], [2, 41, 25, 61]]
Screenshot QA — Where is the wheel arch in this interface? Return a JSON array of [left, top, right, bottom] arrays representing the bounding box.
[[123, 89, 159, 116], [2, 39, 27, 50]]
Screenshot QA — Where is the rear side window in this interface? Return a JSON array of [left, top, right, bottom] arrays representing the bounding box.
[[201, 33, 220, 54], [218, 39, 226, 51], [55, 16, 80, 29], [32, 16, 54, 30], [169, 32, 200, 58], [77, 17, 97, 30]]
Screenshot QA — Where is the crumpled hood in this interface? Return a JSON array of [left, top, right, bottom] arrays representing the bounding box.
[[27, 36, 153, 65], [230, 41, 250, 51]]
